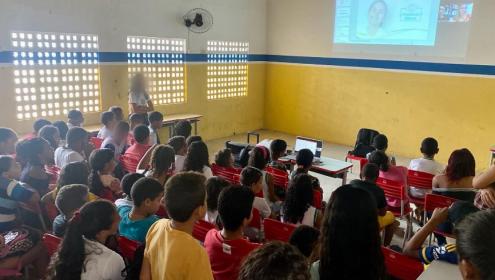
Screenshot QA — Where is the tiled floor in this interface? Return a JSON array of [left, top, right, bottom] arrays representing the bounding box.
[[206, 129, 420, 247]]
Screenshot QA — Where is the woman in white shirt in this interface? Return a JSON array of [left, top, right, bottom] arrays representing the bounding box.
[[128, 73, 154, 124], [183, 141, 213, 179], [47, 200, 125, 280], [281, 174, 322, 228]]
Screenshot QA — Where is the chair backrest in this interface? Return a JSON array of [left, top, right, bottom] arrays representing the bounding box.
[[192, 220, 216, 243], [376, 177, 406, 201], [118, 236, 141, 262], [265, 166, 289, 190], [263, 218, 297, 242], [424, 193, 457, 213], [89, 137, 104, 149], [155, 205, 168, 218], [120, 154, 140, 173], [313, 190, 323, 209], [248, 208, 262, 229], [407, 170, 434, 190], [45, 165, 61, 185], [382, 247, 423, 280], [211, 163, 241, 185], [43, 233, 62, 257]]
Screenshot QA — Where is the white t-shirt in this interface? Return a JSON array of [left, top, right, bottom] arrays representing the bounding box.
[[148, 126, 158, 145], [174, 155, 185, 172], [97, 126, 113, 139], [54, 147, 85, 168], [282, 206, 317, 227], [101, 137, 126, 159], [128, 90, 151, 107], [202, 166, 213, 179], [408, 158, 444, 175], [81, 238, 125, 280], [205, 210, 218, 224], [253, 197, 272, 218]]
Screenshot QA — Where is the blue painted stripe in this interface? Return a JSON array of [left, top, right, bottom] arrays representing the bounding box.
[[1, 50, 494, 76]]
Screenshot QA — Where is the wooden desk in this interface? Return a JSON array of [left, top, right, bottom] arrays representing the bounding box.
[[417, 261, 461, 280], [162, 114, 203, 138], [279, 156, 353, 184]]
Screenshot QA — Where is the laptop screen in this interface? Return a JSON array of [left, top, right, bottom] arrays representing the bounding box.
[[294, 137, 322, 158]]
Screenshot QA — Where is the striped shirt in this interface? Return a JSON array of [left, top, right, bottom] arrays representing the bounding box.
[[0, 177, 35, 232]]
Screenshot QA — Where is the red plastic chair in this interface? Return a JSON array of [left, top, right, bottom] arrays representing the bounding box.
[[424, 193, 458, 241], [192, 220, 216, 243], [263, 218, 297, 243], [43, 233, 62, 257], [345, 153, 369, 172], [313, 190, 323, 209], [90, 137, 104, 149], [382, 247, 423, 280], [45, 165, 60, 185], [376, 177, 412, 246], [407, 170, 434, 206], [265, 166, 289, 191], [249, 208, 262, 229], [211, 163, 242, 185], [120, 154, 140, 173], [118, 236, 141, 262], [156, 205, 168, 218]]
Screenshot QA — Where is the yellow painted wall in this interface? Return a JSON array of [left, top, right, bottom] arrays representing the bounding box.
[[264, 63, 495, 167], [0, 63, 265, 141]]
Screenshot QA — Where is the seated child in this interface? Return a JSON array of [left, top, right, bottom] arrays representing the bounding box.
[[403, 201, 479, 265], [109, 106, 124, 122], [128, 113, 146, 145], [24, 119, 51, 140], [240, 167, 272, 219], [248, 146, 281, 213], [67, 109, 84, 129], [204, 186, 261, 280], [183, 141, 213, 179], [145, 145, 175, 186], [238, 241, 310, 280], [214, 148, 235, 168], [186, 135, 202, 147], [18, 138, 54, 196], [167, 136, 187, 172], [47, 200, 125, 280], [289, 149, 323, 204], [52, 121, 69, 147], [53, 184, 89, 237], [97, 111, 117, 139], [88, 149, 121, 201], [0, 155, 48, 278], [0, 128, 18, 156], [433, 148, 475, 192], [269, 139, 288, 171], [205, 177, 230, 224], [174, 120, 192, 139], [367, 134, 396, 165], [38, 125, 61, 150], [409, 137, 444, 198], [54, 127, 89, 168], [140, 172, 213, 280], [282, 174, 322, 228], [124, 125, 151, 162], [102, 121, 130, 159], [289, 225, 320, 261], [115, 173, 145, 211], [148, 111, 164, 145], [350, 163, 399, 246], [119, 177, 162, 243]]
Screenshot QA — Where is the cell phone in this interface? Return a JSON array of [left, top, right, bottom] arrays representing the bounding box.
[[4, 231, 19, 244]]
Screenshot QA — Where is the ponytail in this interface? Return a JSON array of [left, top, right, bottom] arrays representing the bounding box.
[[47, 200, 117, 280], [88, 169, 105, 197], [88, 149, 114, 196]]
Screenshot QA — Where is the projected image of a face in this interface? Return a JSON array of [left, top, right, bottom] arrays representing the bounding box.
[[368, 0, 387, 36]]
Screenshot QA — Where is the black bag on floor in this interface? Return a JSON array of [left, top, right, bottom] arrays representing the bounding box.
[[350, 128, 379, 157]]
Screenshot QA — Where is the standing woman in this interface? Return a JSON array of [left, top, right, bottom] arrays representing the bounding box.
[[128, 73, 154, 124]]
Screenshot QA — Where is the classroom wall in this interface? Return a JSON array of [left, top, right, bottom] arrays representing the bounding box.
[[265, 0, 495, 166], [0, 0, 267, 140]]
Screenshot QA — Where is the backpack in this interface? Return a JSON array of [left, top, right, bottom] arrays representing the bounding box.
[[350, 128, 379, 157]]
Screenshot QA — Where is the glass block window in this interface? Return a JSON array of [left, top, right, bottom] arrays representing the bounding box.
[[11, 31, 100, 120], [207, 41, 249, 100], [127, 36, 186, 105]]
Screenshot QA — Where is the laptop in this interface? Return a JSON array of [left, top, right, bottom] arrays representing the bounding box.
[[284, 136, 323, 163]]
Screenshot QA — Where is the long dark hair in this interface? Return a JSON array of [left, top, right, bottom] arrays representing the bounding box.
[[88, 149, 114, 197], [368, 150, 389, 172], [39, 125, 60, 149], [183, 141, 210, 172], [48, 200, 118, 280], [283, 174, 313, 224], [18, 137, 50, 166], [248, 146, 269, 170], [149, 145, 175, 178], [446, 148, 475, 182], [319, 186, 385, 280], [57, 162, 89, 192]]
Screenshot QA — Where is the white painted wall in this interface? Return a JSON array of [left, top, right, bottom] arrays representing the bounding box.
[[267, 0, 495, 65], [0, 0, 267, 54]]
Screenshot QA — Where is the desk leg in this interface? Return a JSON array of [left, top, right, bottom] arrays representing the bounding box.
[[194, 121, 198, 135], [342, 171, 348, 185], [168, 126, 173, 139]]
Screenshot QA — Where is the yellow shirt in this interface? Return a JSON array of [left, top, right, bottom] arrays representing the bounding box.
[[144, 219, 214, 280]]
